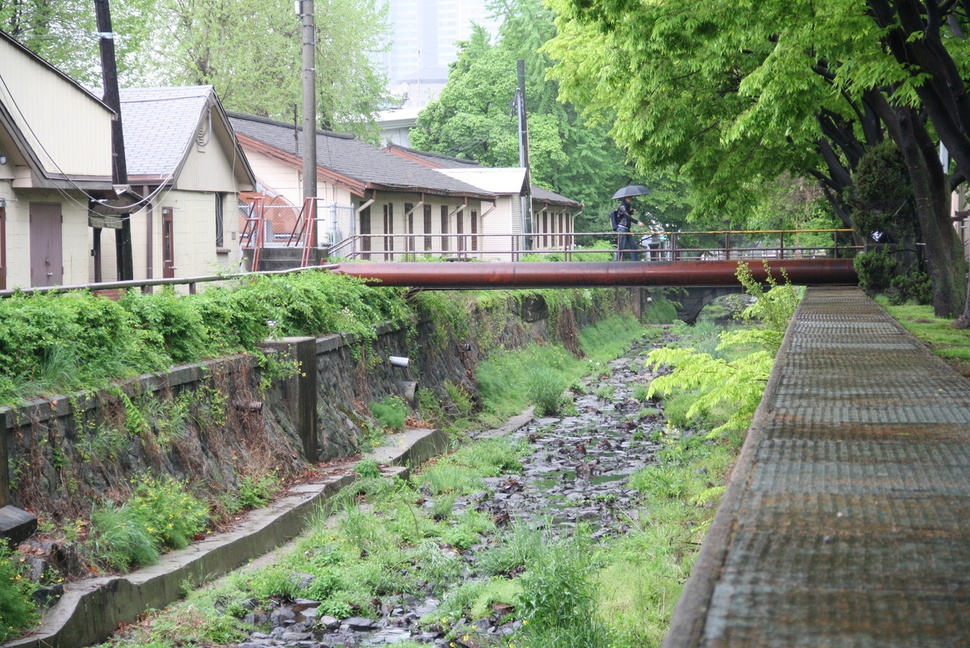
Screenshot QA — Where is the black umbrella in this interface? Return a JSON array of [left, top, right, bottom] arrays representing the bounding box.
[[612, 184, 651, 200]]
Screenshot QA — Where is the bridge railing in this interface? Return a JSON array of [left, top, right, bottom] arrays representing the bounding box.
[[0, 229, 858, 298], [326, 228, 861, 263]]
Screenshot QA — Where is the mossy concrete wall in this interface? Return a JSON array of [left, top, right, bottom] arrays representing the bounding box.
[[0, 288, 643, 522]]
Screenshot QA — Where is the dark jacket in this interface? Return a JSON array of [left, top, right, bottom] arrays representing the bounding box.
[[616, 201, 637, 229]]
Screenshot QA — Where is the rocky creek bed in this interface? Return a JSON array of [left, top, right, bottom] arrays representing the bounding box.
[[232, 338, 671, 648]]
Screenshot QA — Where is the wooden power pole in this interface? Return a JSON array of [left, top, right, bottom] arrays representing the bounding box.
[[516, 60, 533, 249], [95, 0, 133, 281]]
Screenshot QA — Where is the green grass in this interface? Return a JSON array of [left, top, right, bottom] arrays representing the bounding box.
[[879, 298, 970, 378], [0, 546, 38, 643], [85, 502, 161, 574], [475, 314, 649, 425], [105, 436, 530, 647], [602, 431, 739, 646], [100, 312, 737, 648]]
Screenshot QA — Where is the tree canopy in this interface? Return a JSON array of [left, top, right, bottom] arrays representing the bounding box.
[[1, 0, 390, 140], [545, 0, 970, 319], [409, 1, 676, 234], [0, 0, 159, 87]]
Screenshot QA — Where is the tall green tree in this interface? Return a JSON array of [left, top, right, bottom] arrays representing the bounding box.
[[2, 0, 390, 141], [545, 0, 968, 318], [863, 0, 970, 324], [154, 0, 390, 141], [410, 27, 520, 165], [0, 0, 161, 87], [410, 0, 663, 234]]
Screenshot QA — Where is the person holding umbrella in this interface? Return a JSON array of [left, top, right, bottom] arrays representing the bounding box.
[[612, 185, 649, 261]]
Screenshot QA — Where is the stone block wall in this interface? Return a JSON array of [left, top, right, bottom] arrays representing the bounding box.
[[0, 288, 642, 520]]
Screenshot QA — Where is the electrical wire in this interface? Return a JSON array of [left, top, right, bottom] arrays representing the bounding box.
[[0, 75, 214, 219]]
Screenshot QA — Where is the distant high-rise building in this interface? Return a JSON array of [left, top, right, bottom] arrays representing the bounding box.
[[378, 0, 502, 110]]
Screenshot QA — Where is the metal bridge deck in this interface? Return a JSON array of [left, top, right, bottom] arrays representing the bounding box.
[[664, 286, 970, 648]]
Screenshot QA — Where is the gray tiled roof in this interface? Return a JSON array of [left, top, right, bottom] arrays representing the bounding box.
[[120, 86, 214, 178], [387, 143, 581, 207], [531, 184, 582, 207], [384, 143, 480, 169], [227, 112, 492, 198]]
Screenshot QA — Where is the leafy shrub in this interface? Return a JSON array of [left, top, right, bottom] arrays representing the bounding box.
[[0, 273, 417, 406], [731, 261, 800, 353], [369, 395, 408, 431], [0, 545, 37, 642], [854, 249, 897, 293], [646, 262, 798, 435], [355, 459, 382, 479], [186, 280, 274, 352], [236, 470, 281, 510], [128, 474, 210, 550], [889, 271, 932, 305], [413, 290, 471, 347], [121, 288, 211, 364], [0, 292, 164, 403]]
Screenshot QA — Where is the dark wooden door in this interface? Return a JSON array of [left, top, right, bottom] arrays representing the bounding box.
[[162, 207, 175, 278], [29, 203, 62, 287]]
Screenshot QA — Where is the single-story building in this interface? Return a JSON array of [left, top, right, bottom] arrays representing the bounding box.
[[95, 86, 257, 283], [227, 112, 496, 265], [0, 29, 115, 290], [385, 144, 583, 261]]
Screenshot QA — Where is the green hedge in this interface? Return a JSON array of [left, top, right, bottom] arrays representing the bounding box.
[[0, 272, 412, 406]]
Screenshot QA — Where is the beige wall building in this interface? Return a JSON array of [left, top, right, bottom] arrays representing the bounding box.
[[95, 87, 256, 285], [0, 30, 115, 290], [228, 113, 495, 265], [387, 145, 583, 261]]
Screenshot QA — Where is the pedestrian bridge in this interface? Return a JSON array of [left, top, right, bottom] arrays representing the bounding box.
[[332, 258, 857, 323], [246, 226, 862, 269], [311, 228, 862, 323]]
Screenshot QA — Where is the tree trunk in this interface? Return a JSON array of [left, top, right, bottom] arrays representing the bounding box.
[[869, 0, 970, 320], [897, 110, 966, 317], [867, 91, 966, 316]]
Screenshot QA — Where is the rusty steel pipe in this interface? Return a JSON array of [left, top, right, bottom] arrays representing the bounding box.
[[331, 259, 857, 289]]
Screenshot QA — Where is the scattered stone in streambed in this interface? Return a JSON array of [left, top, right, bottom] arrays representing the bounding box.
[[233, 339, 666, 647]]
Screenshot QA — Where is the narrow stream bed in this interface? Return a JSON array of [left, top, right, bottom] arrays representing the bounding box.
[[236, 338, 671, 648]]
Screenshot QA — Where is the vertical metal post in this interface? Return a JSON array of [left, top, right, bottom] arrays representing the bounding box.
[[301, 0, 317, 203], [0, 410, 8, 507], [516, 60, 533, 250]]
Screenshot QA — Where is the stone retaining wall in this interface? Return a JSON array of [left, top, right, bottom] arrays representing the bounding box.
[[1, 288, 643, 524]]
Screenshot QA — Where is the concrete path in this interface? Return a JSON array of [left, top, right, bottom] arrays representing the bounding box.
[[664, 286, 970, 647], [5, 429, 453, 648]]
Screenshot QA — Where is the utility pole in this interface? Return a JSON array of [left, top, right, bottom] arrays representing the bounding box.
[[95, 0, 133, 281], [300, 0, 317, 204], [516, 60, 533, 249]]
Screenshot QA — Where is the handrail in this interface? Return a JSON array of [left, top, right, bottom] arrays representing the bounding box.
[[2, 229, 860, 297], [327, 229, 861, 263], [0, 266, 340, 299]]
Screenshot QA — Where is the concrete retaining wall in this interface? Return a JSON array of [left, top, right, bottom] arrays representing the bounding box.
[[1, 288, 643, 521]]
